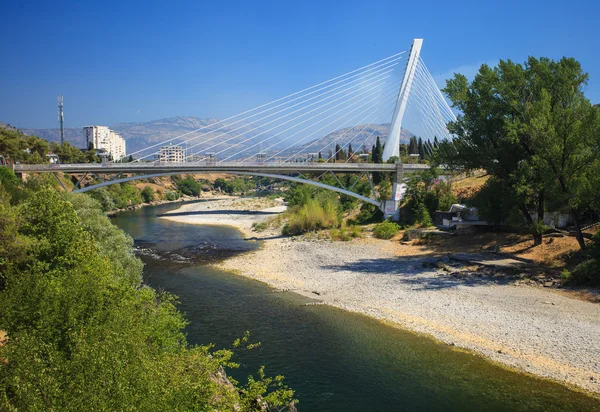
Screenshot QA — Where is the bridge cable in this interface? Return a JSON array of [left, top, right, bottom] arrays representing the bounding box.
[[209, 74, 399, 161], [192, 71, 398, 160], [238, 78, 403, 163], [278, 80, 402, 162], [128, 51, 406, 161], [172, 60, 403, 160]]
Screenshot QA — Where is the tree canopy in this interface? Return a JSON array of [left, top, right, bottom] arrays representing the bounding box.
[[438, 56, 600, 248]]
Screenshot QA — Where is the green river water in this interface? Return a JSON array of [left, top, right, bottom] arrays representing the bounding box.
[[112, 201, 600, 411]]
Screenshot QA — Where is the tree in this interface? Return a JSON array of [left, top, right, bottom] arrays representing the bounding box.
[[141, 186, 155, 203], [439, 60, 549, 245], [372, 136, 384, 184], [348, 143, 354, 159], [176, 176, 201, 197], [523, 57, 600, 249], [335, 144, 341, 161], [408, 136, 418, 155], [417, 137, 424, 160]]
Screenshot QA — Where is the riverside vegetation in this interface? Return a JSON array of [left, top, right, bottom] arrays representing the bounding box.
[[0, 168, 296, 411]]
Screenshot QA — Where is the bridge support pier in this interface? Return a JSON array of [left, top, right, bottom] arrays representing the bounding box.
[[380, 163, 407, 221]]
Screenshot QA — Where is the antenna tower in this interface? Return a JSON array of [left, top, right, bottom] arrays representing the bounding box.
[[58, 95, 65, 144]]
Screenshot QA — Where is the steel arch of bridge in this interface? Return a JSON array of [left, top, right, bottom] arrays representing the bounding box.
[[72, 171, 382, 207]]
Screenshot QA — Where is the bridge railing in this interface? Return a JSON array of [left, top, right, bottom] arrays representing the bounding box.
[[14, 161, 433, 172]]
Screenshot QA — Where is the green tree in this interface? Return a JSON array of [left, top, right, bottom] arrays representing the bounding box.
[[439, 60, 548, 244], [408, 136, 418, 155], [372, 136, 384, 185], [418, 137, 424, 160], [523, 57, 600, 249], [141, 186, 156, 203]]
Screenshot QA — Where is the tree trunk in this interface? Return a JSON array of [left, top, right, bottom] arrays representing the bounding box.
[[519, 203, 542, 246], [538, 190, 545, 223], [569, 208, 586, 250]]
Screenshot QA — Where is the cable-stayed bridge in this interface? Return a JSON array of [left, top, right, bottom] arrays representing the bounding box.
[[15, 39, 455, 218]]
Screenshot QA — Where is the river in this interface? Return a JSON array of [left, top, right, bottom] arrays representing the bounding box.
[[112, 201, 600, 411]]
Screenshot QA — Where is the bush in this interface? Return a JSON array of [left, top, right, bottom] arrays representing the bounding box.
[[141, 186, 155, 203], [351, 203, 383, 224], [568, 259, 600, 285], [251, 221, 268, 232], [565, 230, 600, 285], [373, 221, 400, 239], [414, 202, 432, 227], [176, 176, 201, 197], [282, 198, 339, 236], [88, 187, 115, 212], [330, 225, 362, 241], [165, 191, 179, 201]]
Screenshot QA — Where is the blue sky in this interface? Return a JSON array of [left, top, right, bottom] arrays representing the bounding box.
[[1, 0, 599, 129]]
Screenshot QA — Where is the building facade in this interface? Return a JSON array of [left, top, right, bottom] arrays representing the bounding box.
[[83, 126, 126, 160], [159, 144, 185, 163]]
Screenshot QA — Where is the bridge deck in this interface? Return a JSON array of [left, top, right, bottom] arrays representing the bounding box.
[[15, 162, 431, 174]]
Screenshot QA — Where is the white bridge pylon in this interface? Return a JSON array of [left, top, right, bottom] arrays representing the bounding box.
[[382, 38, 423, 161]]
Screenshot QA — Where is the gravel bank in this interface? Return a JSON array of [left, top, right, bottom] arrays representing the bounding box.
[[163, 199, 600, 395]]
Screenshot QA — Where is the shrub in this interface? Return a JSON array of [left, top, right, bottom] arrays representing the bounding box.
[[252, 221, 268, 232], [141, 186, 155, 203], [176, 176, 201, 197], [330, 226, 355, 241], [282, 198, 339, 236], [565, 230, 600, 285], [373, 221, 400, 239], [165, 191, 179, 201], [568, 259, 600, 285], [414, 202, 432, 227], [88, 187, 115, 212]]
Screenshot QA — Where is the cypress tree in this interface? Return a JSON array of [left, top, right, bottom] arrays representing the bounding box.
[[418, 137, 424, 160], [374, 136, 383, 163], [408, 136, 418, 154]]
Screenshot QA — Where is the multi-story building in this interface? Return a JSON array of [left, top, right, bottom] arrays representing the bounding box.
[[83, 126, 126, 161], [159, 144, 185, 163]]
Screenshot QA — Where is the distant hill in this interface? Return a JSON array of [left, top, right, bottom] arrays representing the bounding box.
[[20, 116, 412, 160], [0, 122, 19, 132]]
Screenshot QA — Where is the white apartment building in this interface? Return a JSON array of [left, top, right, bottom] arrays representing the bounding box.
[[83, 126, 127, 161], [159, 144, 185, 163]]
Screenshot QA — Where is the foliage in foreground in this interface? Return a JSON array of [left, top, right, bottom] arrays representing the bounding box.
[[0, 172, 296, 410], [562, 230, 600, 285]]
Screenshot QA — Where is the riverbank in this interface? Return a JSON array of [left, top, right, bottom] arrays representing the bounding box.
[[161, 198, 600, 396], [160, 197, 286, 237], [106, 193, 237, 217]]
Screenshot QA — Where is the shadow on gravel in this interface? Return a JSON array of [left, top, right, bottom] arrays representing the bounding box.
[[244, 234, 286, 241], [321, 255, 522, 291], [158, 210, 281, 217]]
